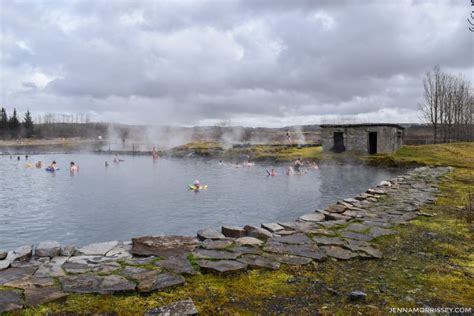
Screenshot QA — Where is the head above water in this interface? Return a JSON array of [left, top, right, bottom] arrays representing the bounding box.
[[194, 180, 200, 185], [70, 162, 75, 166]]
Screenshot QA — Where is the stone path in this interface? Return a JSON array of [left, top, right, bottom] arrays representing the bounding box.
[[0, 166, 451, 313]]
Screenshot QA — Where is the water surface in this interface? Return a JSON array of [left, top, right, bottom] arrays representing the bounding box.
[[0, 154, 403, 249]]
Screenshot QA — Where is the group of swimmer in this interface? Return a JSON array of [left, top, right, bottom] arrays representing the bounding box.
[[268, 158, 319, 176]]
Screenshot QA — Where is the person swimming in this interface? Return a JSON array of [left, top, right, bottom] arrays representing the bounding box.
[[286, 166, 295, 175], [17, 156, 20, 161], [193, 179, 201, 190], [113, 155, 120, 163], [105, 161, 109, 167], [70, 161, 79, 173], [266, 168, 277, 176], [47, 160, 57, 171], [294, 158, 302, 173], [35, 161, 42, 168]]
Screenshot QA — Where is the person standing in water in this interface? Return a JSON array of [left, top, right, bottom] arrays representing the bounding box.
[[152, 146, 159, 160], [70, 162, 79, 173], [286, 129, 291, 143], [294, 158, 302, 173], [35, 161, 42, 168]]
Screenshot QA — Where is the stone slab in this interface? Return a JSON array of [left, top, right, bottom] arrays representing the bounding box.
[[131, 236, 198, 257], [0, 290, 23, 313], [35, 241, 61, 258], [197, 260, 247, 274], [138, 272, 185, 292], [24, 287, 68, 307], [155, 255, 196, 275], [60, 275, 136, 294], [76, 241, 119, 256]]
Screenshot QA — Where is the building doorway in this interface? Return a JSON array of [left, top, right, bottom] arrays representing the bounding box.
[[332, 132, 345, 153], [368, 132, 377, 154]]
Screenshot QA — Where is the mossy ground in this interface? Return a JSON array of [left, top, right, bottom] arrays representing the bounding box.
[[17, 143, 474, 315]]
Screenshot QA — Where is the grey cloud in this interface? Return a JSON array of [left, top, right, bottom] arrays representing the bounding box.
[[0, 0, 471, 126]]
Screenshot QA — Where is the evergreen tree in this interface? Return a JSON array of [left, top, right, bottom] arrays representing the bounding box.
[[23, 109, 34, 138], [9, 108, 21, 138], [0, 108, 8, 139]]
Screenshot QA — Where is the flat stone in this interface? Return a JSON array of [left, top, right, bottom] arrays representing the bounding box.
[[399, 212, 419, 222], [357, 246, 383, 259], [244, 225, 273, 239], [197, 229, 226, 241], [221, 225, 246, 238], [137, 272, 185, 292], [11, 257, 49, 268], [270, 233, 312, 245], [0, 251, 7, 260], [106, 243, 133, 259], [60, 245, 76, 257], [123, 257, 157, 266], [77, 241, 119, 256], [264, 254, 313, 265], [368, 226, 394, 238], [345, 223, 371, 233], [321, 246, 358, 260], [34, 257, 67, 277], [261, 223, 284, 232], [4, 276, 55, 289], [278, 221, 324, 234], [0, 290, 23, 313], [24, 287, 68, 307], [145, 298, 198, 316], [325, 213, 352, 221], [193, 249, 240, 260], [343, 198, 359, 205], [61, 262, 92, 274], [131, 236, 198, 257], [120, 266, 159, 283], [343, 239, 372, 252], [342, 210, 365, 218], [326, 204, 347, 213], [155, 255, 196, 275], [349, 290, 367, 302], [66, 255, 116, 265], [263, 242, 326, 261], [312, 236, 347, 246], [228, 246, 261, 255], [197, 260, 247, 274], [235, 237, 263, 246], [337, 201, 354, 209], [367, 189, 385, 195], [341, 231, 374, 242], [318, 220, 347, 228], [201, 239, 233, 250], [0, 266, 37, 285], [35, 241, 61, 258], [90, 262, 121, 274], [237, 254, 280, 270], [0, 252, 13, 271], [299, 213, 325, 222], [277, 229, 298, 235], [60, 275, 136, 294], [13, 245, 32, 261]]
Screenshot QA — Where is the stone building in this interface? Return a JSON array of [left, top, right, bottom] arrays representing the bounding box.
[[320, 124, 404, 154]]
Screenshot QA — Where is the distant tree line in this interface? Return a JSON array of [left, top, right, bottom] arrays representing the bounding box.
[[0, 107, 34, 139], [420, 65, 474, 143]]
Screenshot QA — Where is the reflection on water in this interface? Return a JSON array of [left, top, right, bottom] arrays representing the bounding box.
[[0, 154, 403, 249]]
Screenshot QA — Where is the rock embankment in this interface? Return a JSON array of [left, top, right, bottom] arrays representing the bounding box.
[[0, 166, 451, 313]]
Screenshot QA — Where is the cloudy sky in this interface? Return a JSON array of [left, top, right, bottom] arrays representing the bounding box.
[[0, 0, 472, 127]]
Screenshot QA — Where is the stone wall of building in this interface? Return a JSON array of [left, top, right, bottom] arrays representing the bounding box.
[[321, 125, 404, 154]]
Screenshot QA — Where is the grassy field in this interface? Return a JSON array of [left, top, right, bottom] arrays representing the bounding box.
[[15, 143, 474, 315]]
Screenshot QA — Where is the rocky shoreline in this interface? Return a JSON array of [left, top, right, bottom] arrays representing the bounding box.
[[0, 166, 451, 314]]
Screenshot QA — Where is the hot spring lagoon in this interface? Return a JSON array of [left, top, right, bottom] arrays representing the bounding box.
[[0, 143, 472, 314], [0, 153, 401, 249]]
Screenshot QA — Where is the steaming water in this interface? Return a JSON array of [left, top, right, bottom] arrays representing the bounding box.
[[0, 154, 403, 250]]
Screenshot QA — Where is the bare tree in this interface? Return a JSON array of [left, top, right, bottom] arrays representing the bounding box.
[[420, 65, 473, 143]]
